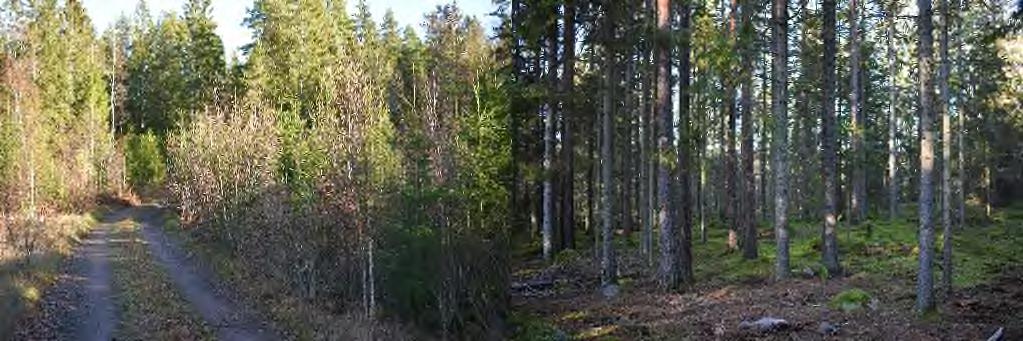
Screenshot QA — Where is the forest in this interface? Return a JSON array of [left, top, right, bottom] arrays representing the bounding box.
[[1, 0, 1022, 339]]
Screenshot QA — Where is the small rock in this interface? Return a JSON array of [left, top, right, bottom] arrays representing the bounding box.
[[601, 284, 620, 299], [817, 321, 840, 336], [802, 267, 816, 277], [713, 321, 726, 336], [868, 297, 880, 311], [739, 317, 790, 333]]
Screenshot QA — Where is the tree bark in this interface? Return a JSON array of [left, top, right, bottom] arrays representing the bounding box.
[[542, 32, 557, 261], [739, 0, 758, 260], [678, 0, 694, 283], [640, 0, 654, 263], [821, 0, 842, 276], [916, 0, 937, 313], [561, 0, 577, 251], [939, 0, 953, 295], [725, 0, 740, 252], [887, 1, 899, 221], [656, 0, 680, 290], [772, 0, 790, 279], [849, 0, 866, 224], [601, 4, 617, 289]]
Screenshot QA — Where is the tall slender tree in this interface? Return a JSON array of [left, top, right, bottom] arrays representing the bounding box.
[[821, 0, 841, 276], [849, 0, 865, 223], [939, 0, 953, 295], [725, 0, 740, 251], [542, 25, 556, 261], [600, 0, 618, 292], [887, 0, 899, 220], [739, 0, 758, 260], [678, 0, 694, 283], [656, 0, 681, 290], [560, 0, 577, 251], [916, 0, 937, 313], [772, 0, 790, 278]]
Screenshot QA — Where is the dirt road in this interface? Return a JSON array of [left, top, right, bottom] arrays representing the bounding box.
[[17, 205, 279, 340]]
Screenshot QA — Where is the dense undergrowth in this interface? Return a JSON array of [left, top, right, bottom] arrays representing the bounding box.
[[157, 7, 512, 337]]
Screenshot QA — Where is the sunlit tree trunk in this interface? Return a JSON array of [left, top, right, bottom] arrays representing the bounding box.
[[655, 0, 680, 290]]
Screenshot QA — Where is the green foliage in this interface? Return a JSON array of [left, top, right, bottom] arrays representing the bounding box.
[[830, 288, 872, 312], [126, 132, 165, 190], [509, 312, 564, 341]]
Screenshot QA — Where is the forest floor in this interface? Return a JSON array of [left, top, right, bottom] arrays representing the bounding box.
[[12, 204, 280, 340], [510, 206, 1023, 340]]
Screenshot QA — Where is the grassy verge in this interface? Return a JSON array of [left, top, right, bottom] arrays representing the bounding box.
[[108, 219, 214, 340], [0, 210, 101, 338]]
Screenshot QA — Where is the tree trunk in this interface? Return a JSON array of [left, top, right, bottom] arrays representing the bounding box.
[[678, 0, 694, 283], [656, 0, 680, 291], [561, 0, 577, 251], [772, 0, 790, 279], [725, 0, 740, 252], [849, 0, 865, 224], [640, 0, 654, 262], [939, 0, 953, 295], [740, 0, 758, 260], [957, 33, 965, 233], [601, 5, 618, 289], [916, 0, 937, 313], [887, 2, 899, 221], [542, 32, 557, 261], [821, 0, 842, 276]]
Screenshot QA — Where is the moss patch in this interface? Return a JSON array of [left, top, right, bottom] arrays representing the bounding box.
[[830, 288, 872, 312]]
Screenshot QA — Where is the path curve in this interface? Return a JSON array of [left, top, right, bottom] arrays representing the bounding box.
[[132, 205, 280, 341]]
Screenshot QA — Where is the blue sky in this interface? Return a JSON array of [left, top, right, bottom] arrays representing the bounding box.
[[82, 0, 499, 59]]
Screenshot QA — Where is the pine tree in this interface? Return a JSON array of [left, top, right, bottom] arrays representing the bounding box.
[[772, 0, 790, 279], [183, 0, 226, 113], [560, 0, 577, 251], [655, 0, 680, 291], [821, 0, 841, 276], [916, 0, 937, 314], [849, 0, 866, 223]]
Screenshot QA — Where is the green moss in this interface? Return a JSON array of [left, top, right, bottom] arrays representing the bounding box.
[[509, 312, 565, 341], [830, 288, 872, 312]]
